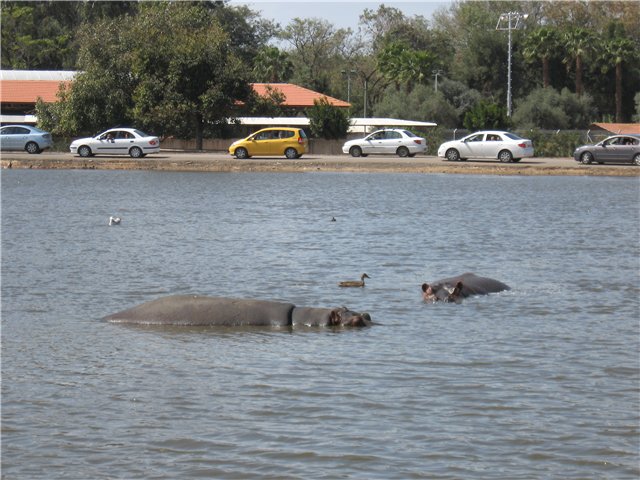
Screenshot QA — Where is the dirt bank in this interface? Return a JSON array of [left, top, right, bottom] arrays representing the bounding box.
[[2, 151, 638, 177]]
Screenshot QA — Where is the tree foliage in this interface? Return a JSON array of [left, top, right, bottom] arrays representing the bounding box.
[[6, 0, 640, 132], [307, 97, 350, 139], [463, 101, 510, 131], [37, 2, 258, 148]]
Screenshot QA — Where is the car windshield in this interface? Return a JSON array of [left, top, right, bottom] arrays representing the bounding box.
[[402, 130, 418, 137], [504, 133, 523, 140], [133, 129, 148, 137]]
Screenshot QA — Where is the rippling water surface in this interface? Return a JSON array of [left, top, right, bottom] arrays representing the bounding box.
[[2, 170, 639, 479]]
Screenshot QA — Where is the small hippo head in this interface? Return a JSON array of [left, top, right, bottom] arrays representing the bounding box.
[[329, 307, 372, 327], [421, 282, 463, 304]]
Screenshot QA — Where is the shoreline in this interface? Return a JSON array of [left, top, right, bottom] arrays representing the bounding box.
[[2, 151, 639, 176]]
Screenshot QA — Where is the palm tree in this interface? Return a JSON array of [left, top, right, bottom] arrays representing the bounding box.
[[252, 46, 293, 83], [562, 28, 594, 96], [522, 27, 559, 88], [598, 37, 639, 122]]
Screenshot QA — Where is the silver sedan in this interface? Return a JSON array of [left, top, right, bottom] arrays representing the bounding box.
[[573, 135, 640, 165], [0, 124, 53, 154]]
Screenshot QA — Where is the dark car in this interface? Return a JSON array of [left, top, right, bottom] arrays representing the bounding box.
[[573, 134, 640, 165]]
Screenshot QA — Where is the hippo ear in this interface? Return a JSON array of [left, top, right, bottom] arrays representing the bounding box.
[[421, 283, 429, 293], [329, 309, 341, 326]]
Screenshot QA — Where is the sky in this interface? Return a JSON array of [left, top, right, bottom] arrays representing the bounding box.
[[230, 0, 453, 31]]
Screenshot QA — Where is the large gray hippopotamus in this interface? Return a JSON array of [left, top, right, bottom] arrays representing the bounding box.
[[422, 272, 510, 303], [103, 295, 372, 328]]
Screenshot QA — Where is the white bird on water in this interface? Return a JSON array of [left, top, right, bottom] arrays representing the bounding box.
[[109, 216, 121, 226]]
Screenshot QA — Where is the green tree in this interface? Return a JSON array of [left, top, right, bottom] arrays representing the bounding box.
[[598, 36, 639, 122], [522, 27, 559, 88], [463, 100, 509, 131], [37, 2, 256, 149], [1, 0, 138, 69], [562, 28, 595, 96], [307, 97, 350, 139], [512, 87, 595, 129], [252, 46, 293, 83], [280, 18, 351, 93], [377, 41, 434, 90], [373, 84, 458, 127]]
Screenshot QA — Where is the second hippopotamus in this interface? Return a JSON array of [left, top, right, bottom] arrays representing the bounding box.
[[422, 272, 510, 303], [103, 295, 372, 328]]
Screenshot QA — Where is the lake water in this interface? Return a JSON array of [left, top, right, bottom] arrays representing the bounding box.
[[2, 169, 639, 479]]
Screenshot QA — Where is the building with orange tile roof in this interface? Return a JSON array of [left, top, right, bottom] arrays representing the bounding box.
[[0, 70, 350, 124]]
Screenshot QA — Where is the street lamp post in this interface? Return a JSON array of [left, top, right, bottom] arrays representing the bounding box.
[[341, 69, 356, 103], [496, 12, 528, 117], [432, 70, 444, 93]]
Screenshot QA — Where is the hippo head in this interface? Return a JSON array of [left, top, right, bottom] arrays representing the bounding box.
[[328, 307, 372, 327], [421, 282, 463, 304]]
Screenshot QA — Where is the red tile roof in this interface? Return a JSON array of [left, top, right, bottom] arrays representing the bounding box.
[[591, 123, 640, 134], [251, 83, 350, 108], [0, 78, 350, 108], [1, 79, 70, 103]]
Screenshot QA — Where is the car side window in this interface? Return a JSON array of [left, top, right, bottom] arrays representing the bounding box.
[[467, 134, 482, 142], [388, 131, 401, 139], [278, 130, 294, 139]]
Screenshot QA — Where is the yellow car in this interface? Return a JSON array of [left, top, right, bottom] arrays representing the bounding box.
[[229, 127, 308, 159]]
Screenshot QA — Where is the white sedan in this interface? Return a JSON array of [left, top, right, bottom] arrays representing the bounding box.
[[437, 131, 534, 163], [70, 128, 160, 158], [342, 129, 427, 157]]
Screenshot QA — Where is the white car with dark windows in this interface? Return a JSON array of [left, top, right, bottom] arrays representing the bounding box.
[[342, 129, 427, 157], [437, 131, 534, 163], [70, 128, 160, 158], [0, 125, 53, 153]]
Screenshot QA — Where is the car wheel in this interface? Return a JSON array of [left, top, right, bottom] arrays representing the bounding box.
[[498, 150, 513, 163], [235, 147, 249, 159], [25, 141, 40, 154], [580, 151, 593, 165], [445, 148, 460, 162], [633, 153, 640, 166], [285, 148, 298, 159], [397, 146, 410, 157], [78, 145, 92, 157], [129, 146, 143, 158], [349, 146, 363, 157]]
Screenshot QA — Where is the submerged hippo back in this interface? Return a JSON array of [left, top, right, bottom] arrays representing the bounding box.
[[104, 295, 295, 326]]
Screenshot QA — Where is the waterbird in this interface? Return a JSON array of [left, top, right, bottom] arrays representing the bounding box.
[[109, 216, 121, 226], [339, 273, 370, 288]]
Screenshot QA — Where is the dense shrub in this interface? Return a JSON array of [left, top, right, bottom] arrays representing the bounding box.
[[522, 129, 584, 157], [307, 97, 350, 139], [513, 87, 595, 129], [463, 101, 510, 131]]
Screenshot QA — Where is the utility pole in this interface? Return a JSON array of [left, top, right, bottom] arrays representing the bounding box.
[[496, 12, 528, 116]]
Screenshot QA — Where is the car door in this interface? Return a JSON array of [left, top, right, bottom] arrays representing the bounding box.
[[94, 131, 125, 155], [362, 131, 386, 154], [609, 136, 636, 163], [0, 126, 18, 150], [249, 130, 273, 155], [595, 137, 622, 163], [115, 130, 139, 155], [380, 130, 403, 154], [481, 133, 503, 158], [459, 133, 485, 158]]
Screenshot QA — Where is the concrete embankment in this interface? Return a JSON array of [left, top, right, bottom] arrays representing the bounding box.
[[1, 151, 638, 176]]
